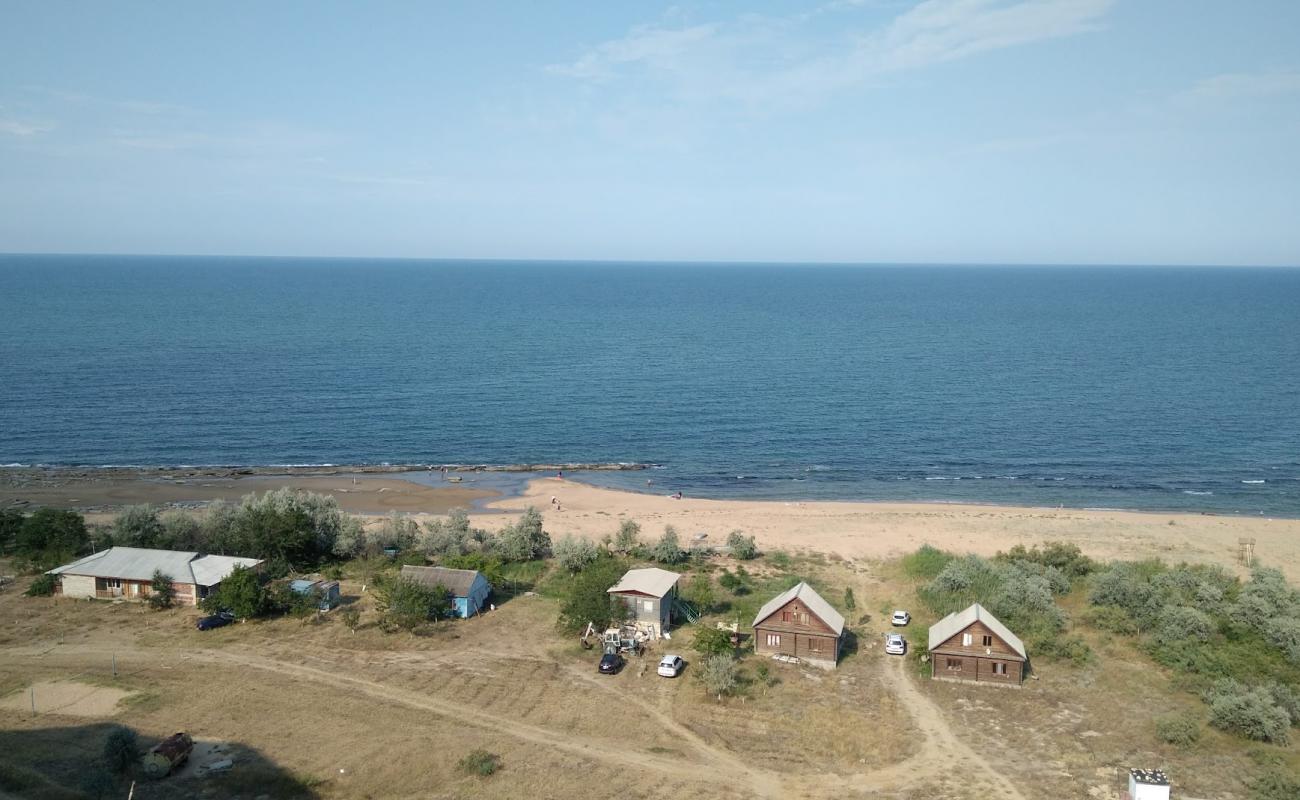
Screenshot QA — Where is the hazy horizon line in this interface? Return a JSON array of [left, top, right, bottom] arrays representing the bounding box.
[[2, 251, 1298, 270]]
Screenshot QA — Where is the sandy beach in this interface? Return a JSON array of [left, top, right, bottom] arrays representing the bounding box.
[[481, 478, 1300, 579]]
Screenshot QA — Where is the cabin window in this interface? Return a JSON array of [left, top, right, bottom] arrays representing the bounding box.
[[982, 635, 993, 647], [642, 600, 654, 612], [961, 633, 973, 646], [766, 634, 781, 648], [781, 612, 791, 622], [799, 613, 810, 625], [992, 662, 1007, 676], [946, 658, 963, 671], [808, 637, 822, 652]]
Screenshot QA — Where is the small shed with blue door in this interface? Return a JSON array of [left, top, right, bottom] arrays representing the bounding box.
[[400, 565, 492, 618]]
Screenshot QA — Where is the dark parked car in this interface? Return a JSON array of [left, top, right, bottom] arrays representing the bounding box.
[[598, 652, 624, 675], [196, 611, 235, 631]]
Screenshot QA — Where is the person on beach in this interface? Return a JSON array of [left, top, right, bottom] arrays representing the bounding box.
[[557, 470, 563, 480], [550, 495, 557, 505]]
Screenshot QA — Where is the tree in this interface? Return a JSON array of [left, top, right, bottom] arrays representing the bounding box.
[[497, 507, 551, 562], [682, 574, 716, 614], [698, 654, 738, 701], [726, 530, 758, 560], [0, 508, 23, 555], [102, 726, 138, 774], [24, 573, 57, 597], [15, 508, 88, 569], [202, 564, 265, 618], [558, 559, 628, 632], [373, 577, 452, 631], [553, 534, 599, 572], [692, 627, 735, 656], [147, 570, 176, 610], [375, 515, 420, 552], [651, 525, 685, 565], [843, 587, 856, 611], [157, 510, 206, 551], [614, 519, 641, 554], [112, 505, 163, 548]]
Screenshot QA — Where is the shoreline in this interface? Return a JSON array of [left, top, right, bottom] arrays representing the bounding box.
[[2, 464, 1296, 520]]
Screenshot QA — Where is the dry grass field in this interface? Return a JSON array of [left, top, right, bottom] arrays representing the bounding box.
[[2, 552, 1294, 799]]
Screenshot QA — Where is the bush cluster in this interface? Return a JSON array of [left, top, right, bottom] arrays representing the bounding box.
[[1154, 712, 1202, 747], [1204, 679, 1293, 744]]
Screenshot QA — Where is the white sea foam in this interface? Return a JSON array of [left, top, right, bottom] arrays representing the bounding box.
[[1242, 479, 1266, 484], [1183, 490, 1213, 495]]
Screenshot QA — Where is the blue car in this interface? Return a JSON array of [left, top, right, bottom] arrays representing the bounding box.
[[196, 611, 235, 631]]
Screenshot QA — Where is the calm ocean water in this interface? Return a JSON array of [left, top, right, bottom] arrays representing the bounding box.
[[1, 255, 1298, 516]]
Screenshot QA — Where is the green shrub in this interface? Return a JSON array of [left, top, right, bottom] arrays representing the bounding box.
[[726, 530, 758, 560], [340, 606, 361, 631], [902, 545, 953, 579], [1205, 679, 1292, 743], [102, 726, 138, 774], [1032, 634, 1092, 666], [651, 526, 685, 564], [24, 573, 57, 597], [553, 534, 600, 573], [1249, 768, 1300, 800], [613, 519, 641, 554], [692, 627, 735, 656], [1083, 605, 1138, 635], [457, 749, 501, 777], [1154, 712, 1202, 747], [1154, 606, 1214, 645], [999, 541, 1095, 578], [373, 576, 452, 630]]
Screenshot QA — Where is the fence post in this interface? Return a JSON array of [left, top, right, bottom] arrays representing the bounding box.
[[30, 687, 35, 716]]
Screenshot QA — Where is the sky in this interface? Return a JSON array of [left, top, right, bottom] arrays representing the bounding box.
[[1, 1, 1299, 266]]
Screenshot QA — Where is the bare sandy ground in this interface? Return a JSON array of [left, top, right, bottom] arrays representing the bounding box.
[[0, 474, 492, 515], [478, 478, 1300, 578], [0, 680, 133, 717]]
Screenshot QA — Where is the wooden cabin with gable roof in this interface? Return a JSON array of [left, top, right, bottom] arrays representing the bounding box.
[[752, 581, 845, 670], [927, 602, 1027, 686]]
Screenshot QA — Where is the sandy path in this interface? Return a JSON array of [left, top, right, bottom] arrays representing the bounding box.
[[834, 655, 1027, 798], [474, 478, 1300, 578]]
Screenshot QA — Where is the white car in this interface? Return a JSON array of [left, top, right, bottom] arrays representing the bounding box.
[[657, 654, 685, 678], [885, 633, 907, 655], [890, 610, 911, 626]]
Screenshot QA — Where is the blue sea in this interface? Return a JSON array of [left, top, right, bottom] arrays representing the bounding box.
[[1, 255, 1298, 516]]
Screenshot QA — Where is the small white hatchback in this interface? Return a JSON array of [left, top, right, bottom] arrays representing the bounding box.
[[885, 634, 907, 655], [657, 654, 685, 677], [890, 610, 911, 626]]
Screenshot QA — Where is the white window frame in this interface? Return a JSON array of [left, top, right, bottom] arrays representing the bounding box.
[[766, 633, 781, 648], [961, 633, 973, 646]]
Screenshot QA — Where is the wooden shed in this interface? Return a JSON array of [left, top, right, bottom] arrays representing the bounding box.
[[752, 581, 845, 670], [926, 603, 1026, 686], [607, 567, 680, 639]]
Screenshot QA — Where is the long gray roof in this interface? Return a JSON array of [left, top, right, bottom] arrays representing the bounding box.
[[926, 603, 1027, 659], [400, 565, 485, 597], [751, 581, 845, 636], [48, 547, 261, 587]]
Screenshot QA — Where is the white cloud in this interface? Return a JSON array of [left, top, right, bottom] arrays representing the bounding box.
[[0, 118, 51, 136], [547, 0, 1114, 104], [1185, 70, 1300, 101]]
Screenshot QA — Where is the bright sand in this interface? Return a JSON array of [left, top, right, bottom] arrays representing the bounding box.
[[474, 478, 1300, 579]]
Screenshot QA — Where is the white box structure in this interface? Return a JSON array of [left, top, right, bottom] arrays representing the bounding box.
[[1128, 769, 1170, 800]]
